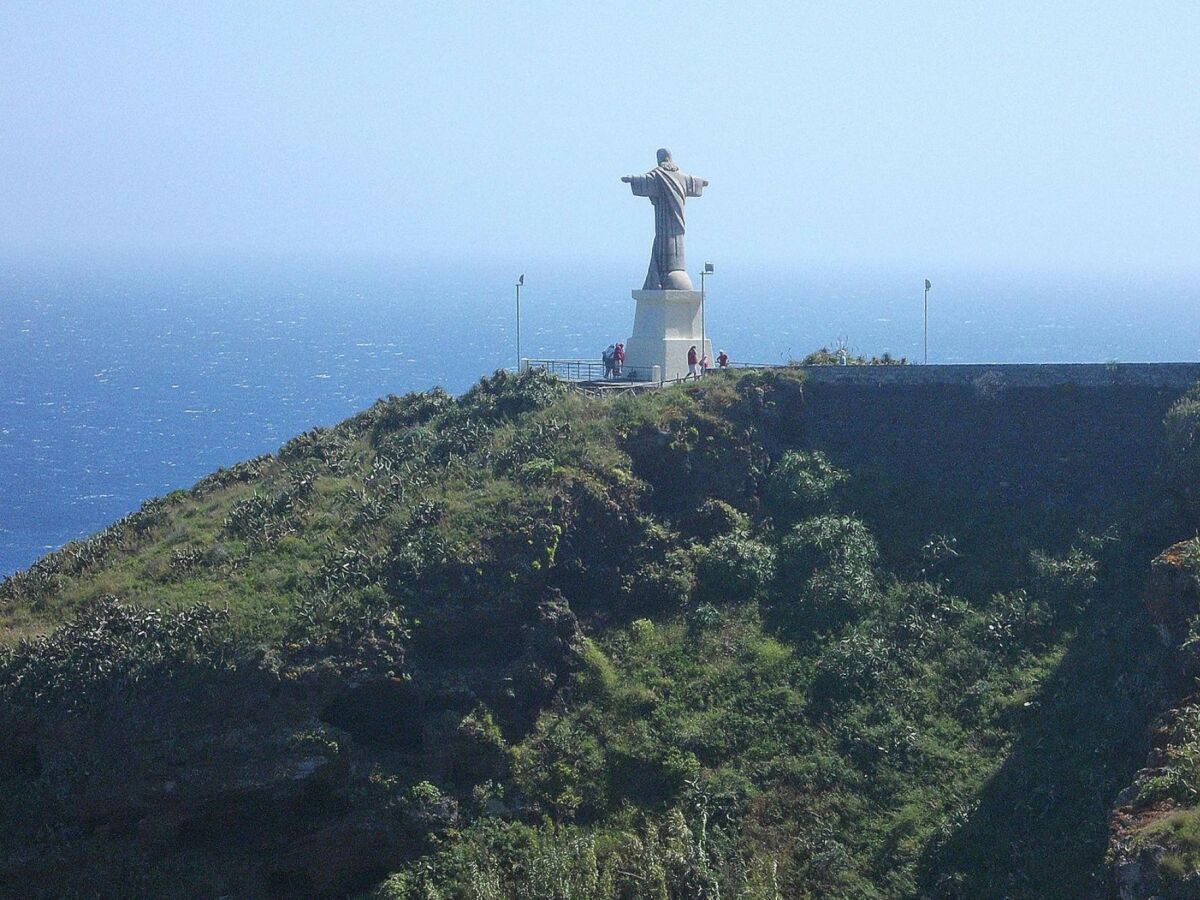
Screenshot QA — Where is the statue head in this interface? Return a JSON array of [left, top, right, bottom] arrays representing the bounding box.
[[656, 147, 679, 172]]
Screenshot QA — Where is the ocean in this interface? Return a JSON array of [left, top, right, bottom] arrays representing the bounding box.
[[2, 257, 1197, 575]]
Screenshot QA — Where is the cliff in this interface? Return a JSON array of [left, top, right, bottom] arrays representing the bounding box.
[[2, 365, 1198, 898]]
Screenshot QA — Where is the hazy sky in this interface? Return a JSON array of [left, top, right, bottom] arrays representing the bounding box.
[[2, 2, 1197, 273]]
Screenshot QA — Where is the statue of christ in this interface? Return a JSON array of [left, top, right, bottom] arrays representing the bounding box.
[[621, 148, 708, 291]]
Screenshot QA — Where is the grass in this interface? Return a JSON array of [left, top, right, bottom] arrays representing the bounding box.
[[1141, 807, 1200, 877]]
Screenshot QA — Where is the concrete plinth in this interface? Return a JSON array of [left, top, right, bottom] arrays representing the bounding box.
[[623, 290, 712, 382]]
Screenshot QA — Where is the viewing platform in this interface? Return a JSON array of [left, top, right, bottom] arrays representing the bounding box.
[[522, 359, 1200, 394], [520, 357, 666, 394]]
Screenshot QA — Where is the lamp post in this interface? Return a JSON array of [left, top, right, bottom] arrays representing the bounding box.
[[700, 262, 714, 370], [923, 278, 932, 365], [515, 274, 524, 370]]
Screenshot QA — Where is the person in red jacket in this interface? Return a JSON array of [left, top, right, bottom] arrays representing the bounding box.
[[687, 345, 699, 379], [613, 343, 625, 376]]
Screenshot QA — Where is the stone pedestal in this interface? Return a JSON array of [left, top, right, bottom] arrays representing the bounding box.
[[623, 290, 712, 382]]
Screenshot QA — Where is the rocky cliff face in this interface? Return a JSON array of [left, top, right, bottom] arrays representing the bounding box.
[[1108, 375, 1200, 897], [1109, 541, 1200, 899], [0, 592, 584, 897]]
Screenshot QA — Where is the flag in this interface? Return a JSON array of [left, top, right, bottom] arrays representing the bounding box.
[[925, 279, 932, 291], [517, 274, 524, 286]]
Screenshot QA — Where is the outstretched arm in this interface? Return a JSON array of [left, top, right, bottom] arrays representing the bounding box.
[[623, 174, 653, 197]]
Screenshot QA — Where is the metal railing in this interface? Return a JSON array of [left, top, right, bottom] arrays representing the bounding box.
[[523, 358, 608, 381], [522, 357, 798, 387]]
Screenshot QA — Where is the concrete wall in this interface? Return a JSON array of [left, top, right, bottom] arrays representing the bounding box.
[[790, 363, 1200, 552], [797, 362, 1200, 390]]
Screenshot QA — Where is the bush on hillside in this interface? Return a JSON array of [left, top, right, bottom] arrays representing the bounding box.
[[797, 347, 908, 366], [773, 515, 880, 633], [764, 451, 847, 525], [977, 589, 1053, 651], [619, 547, 696, 615], [682, 497, 750, 541], [364, 388, 455, 438], [459, 368, 569, 424], [0, 597, 235, 713], [512, 713, 609, 819], [1030, 547, 1099, 611], [694, 533, 776, 605], [1165, 382, 1200, 509]]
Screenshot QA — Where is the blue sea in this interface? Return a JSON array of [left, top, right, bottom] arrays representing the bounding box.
[[2, 256, 1197, 575]]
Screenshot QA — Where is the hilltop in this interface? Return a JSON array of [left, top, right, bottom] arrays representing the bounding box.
[[4, 366, 1200, 898]]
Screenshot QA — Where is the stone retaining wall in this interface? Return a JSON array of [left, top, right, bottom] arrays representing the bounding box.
[[790, 362, 1200, 551], [797, 362, 1200, 389]]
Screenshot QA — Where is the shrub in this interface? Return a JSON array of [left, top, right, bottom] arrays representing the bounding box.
[[459, 368, 569, 424], [365, 388, 454, 438], [288, 584, 410, 673], [1134, 705, 1200, 807], [577, 638, 619, 699], [0, 597, 235, 712], [1030, 547, 1098, 611], [773, 515, 880, 633], [512, 714, 609, 819], [695, 533, 776, 604], [517, 457, 558, 484], [619, 548, 695, 614], [977, 589, 1052, 651], [810, 627, 893, 706], [797, 347, 908, 366], [278, 425, 354, 471], [688, 602, 724, 632], [1165, 382, 1200, 507], [764, 451, 847, 525], [494, 418, 574, 476], [401, 780, 460, 835], [683, 498, 750, 541], [433, 706, 509, 785]]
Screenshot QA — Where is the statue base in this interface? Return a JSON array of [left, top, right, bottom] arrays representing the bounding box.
[[622, 290, 712, 382]]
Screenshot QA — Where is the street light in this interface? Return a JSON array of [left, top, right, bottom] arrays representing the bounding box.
[[923, 278, 932, 365], [515, 273, 525, 370], [700, 262, 714, 370]]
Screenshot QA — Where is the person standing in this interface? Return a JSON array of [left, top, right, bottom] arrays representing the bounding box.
[[717, 349, 729, 369], [687, 345, 699, 380], [602, 343, 616, 378], [613, 342, 625, 376]]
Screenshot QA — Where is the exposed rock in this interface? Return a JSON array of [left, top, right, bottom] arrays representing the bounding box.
[[0, 589, 582, 897], [1146, 540, 1200, 651], [1107, 541, 1200, 898]]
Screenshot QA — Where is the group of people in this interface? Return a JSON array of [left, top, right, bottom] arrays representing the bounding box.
[[686, 345, 730, 379], [601, 342, 730, 380], [602, 342, 626, 378]]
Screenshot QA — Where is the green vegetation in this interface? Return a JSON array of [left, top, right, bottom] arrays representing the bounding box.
[[796, 347, 909, 366], [0, 367, 1182, 897]]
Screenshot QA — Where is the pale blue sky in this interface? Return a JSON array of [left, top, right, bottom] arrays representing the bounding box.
[[2, 1, 1197, 273]]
